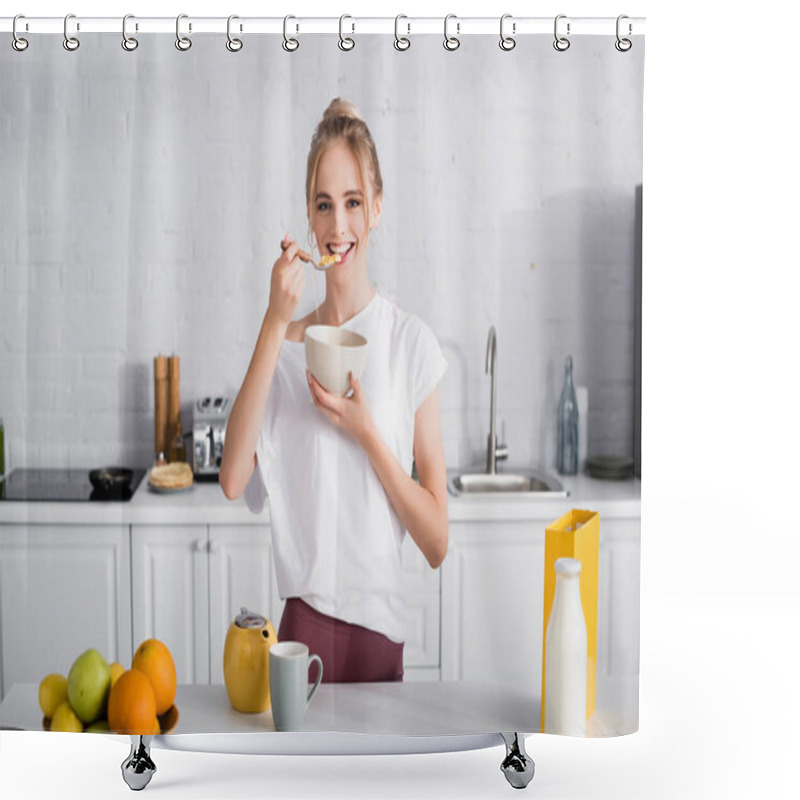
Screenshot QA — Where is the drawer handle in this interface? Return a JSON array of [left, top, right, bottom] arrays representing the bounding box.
[[194, 538, 206, 552]]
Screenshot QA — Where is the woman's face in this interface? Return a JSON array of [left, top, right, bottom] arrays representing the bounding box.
[[310, 141, 381, 275]]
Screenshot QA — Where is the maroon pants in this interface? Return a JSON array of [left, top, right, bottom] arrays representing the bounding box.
[[277, 598, 404, 683]]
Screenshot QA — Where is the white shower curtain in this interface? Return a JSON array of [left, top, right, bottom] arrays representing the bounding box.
[[1, 25, 643, 743], [1, 32, 643, 472]]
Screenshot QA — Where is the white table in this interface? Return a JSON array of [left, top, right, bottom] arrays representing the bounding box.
[[1, 677, 635, 790]]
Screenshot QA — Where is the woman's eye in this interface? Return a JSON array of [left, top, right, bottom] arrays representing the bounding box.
[[317, 202, 330, 212], [347, 199, 360, 208]]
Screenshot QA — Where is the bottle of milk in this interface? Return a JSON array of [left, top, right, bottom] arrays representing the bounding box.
[[544, 557, 588, 736]]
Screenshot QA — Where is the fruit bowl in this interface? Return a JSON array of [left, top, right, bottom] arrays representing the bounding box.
[[43, 704, 179, 734], [158, 704, 179, 734]]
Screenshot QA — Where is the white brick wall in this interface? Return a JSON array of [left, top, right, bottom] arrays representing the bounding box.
[[0, 34, 643, 474]]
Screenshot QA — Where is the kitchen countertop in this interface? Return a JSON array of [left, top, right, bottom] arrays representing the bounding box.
[[0, 674, 636, 743], [0, 469, 640, 526]]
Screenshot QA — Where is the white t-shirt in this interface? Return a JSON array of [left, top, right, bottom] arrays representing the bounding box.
[[244, 291, 447, 643]]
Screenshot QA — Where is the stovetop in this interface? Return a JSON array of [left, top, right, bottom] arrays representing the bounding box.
[[0, 468, 146, 502]]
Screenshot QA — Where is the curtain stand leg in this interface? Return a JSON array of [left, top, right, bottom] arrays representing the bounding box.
[[121, 735, 156, 791], [500, 732, 535, 789]]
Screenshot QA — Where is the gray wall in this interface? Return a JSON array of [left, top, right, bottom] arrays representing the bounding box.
[[0, 34, 644, 473]]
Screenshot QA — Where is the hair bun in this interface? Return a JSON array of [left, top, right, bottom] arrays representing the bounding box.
[[322, 97, 363, 123]]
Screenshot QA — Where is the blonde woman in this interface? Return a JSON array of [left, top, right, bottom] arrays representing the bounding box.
[[220, 98, 448, 682]]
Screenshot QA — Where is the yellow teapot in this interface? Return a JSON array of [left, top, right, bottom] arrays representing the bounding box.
[[223, 607, 278, 713]]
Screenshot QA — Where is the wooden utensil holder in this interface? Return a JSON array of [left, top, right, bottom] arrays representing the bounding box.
[[153, 356, 167, 458]]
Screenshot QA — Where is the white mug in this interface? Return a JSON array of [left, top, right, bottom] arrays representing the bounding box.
[[269, 641, 323, 732]]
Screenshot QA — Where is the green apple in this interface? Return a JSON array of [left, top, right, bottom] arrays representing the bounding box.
[[67, 648, 111, 724]]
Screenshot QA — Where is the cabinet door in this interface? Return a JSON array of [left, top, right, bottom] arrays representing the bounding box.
[[131, 525, 209, 685], [0, 525, 131, 700], [442, 518, 642, 689], [597, 519, 641, 677], [441, 521, 545, 686], [208, 525, 274, 685], [402, 535, 441, 679]]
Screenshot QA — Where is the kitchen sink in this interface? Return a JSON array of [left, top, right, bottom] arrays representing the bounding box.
[[448, 468, 567, 497]]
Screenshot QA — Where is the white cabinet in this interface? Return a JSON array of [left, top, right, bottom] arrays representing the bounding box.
[[0, 524, 132, 700], [402, 535, 441, 681], [597, 519, 640, 677], [208, 525, 276, 685], [441, 521, 544, 685], [131, 524, 273, 686], [131, 524, 441, 685], [1, 488, 638, 697], [441, 517, 641, 690], [131, 525, 211, 684]]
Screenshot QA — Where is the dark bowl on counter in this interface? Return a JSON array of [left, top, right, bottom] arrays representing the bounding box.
[[89, 467, 134, 496]]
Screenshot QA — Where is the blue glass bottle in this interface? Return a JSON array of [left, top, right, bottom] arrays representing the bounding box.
[[557, 356, 579, 475]]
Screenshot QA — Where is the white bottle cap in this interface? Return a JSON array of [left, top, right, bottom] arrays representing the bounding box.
[[554, 557, 582, 577]]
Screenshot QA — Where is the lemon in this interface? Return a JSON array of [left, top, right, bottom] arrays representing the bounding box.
[[50, 701, 83, 732], [109, 662, 125, 688], [39, 673, 69, 719]]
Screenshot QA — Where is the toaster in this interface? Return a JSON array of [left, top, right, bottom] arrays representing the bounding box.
[[192, 396, 231, 477]]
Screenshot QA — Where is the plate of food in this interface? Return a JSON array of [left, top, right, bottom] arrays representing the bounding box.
[[148, 463, 194, 493]]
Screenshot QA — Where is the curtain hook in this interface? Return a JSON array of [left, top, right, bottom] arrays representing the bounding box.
[[394, 14, 410, 51], [226, 15, 243, 52], [443, 14, 460, 51], [339, 14, 355, 51], [63, 13, 80, 51], [176, 14, 192, 51], [615, 15, 632, 52], [499, 14, 516, 51], [282, 15, 299, 51], [12, 14, 29, 52], [122, 14, 138, 51], [553, 14, 570, 52]]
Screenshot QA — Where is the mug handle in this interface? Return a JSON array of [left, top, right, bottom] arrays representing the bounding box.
[[306, 654, 323, 705]]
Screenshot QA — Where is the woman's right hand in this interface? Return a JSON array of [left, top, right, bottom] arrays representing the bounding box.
[[265, 234, 306, 327]]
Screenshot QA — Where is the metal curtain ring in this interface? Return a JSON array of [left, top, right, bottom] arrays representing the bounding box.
[[226, 15, 243, 52], [394, 15, 410, 51], [63, 13, 80, 51], [12, 14, 29, 52], [553, 14, 570, 51], [282, 15, 299, 51], [176, 14, 192, 51], [443, 14, 460, 51], [499, 14, 516, 51], [615, 14, 632, 52], [122, 14, 138, 51], [339, 15, 355, 51]]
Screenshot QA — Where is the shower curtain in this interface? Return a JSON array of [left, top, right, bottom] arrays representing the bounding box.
[[0, 23, 644, 746]]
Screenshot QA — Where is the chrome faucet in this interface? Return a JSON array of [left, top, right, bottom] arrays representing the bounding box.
[[485, 326, 508, 474]]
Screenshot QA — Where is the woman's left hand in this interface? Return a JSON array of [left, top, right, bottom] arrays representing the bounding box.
[[306, 371, 376, 447]]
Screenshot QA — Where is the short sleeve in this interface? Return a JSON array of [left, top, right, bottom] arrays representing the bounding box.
[[411, 321, 448, 412], [243, 447, 268, 515], [243, 418, 278, 516]]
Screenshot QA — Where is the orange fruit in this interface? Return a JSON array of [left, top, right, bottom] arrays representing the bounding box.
[[107, 669, 159, 735], [132, 638, 176, 716]]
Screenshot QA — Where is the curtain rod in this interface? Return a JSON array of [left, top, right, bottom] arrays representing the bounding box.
[[1, 16, 646, 37]]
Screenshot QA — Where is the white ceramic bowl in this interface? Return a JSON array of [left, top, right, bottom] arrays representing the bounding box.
[[304, 325, 368, 396]]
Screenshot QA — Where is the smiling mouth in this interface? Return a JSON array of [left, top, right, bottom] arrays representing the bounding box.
[[327, 243, 355, 259]]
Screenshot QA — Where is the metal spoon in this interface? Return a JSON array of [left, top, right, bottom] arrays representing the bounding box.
[[280, 240, 341, 271]]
